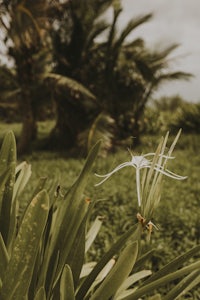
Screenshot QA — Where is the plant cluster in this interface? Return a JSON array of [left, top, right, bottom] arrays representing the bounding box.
[[142, 97, 200, 135], [0, 130, 200, 299]]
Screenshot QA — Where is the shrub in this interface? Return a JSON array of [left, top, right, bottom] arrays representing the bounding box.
[[0, 130, 199, 299], [170, 102, 200, 133], [142, 98, 200, 135]]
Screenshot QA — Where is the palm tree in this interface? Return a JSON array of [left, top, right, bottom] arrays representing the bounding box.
[[48, 0, 114, 151], [87, 18, 192, 145], [129, 43, 193, 144], [0, 0, 98, 153], [0, 0, 52, 153], [50, 0, 153, 150]]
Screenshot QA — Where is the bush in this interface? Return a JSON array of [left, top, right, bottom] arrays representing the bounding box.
[[142, 97, 200, 135], [170, 102, 200, 133], [0, 131, 200, 299]]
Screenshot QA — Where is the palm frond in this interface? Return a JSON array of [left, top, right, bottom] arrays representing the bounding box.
[[151, 44, 180, 62], [113, 14, 152, 54], [107, 3, 122, 50], [155, 71, 193, 84], [124, 38, 145, 49], [84, 21, 110, 53], [43, 73, 96, 100], [17, 4, 41, 38], [94, 0, 114, 18]]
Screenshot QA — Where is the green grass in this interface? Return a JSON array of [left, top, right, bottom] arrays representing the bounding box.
[[1, 123, 200, 297], [17, 132, 200, 261], [0, 120, 55, 142]]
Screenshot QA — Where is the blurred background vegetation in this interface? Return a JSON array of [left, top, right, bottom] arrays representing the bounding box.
[[0, 0, 199, 156]]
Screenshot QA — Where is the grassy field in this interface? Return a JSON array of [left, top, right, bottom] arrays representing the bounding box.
[[1, 123, 200, 297]]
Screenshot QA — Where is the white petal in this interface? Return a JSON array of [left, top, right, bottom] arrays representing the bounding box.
[[153, 166, 187, 180], [95, 162, 132, 186]]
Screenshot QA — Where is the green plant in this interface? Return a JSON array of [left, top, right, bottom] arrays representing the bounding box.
[[170, 102, 200, 134], [0, 130, 199, 300]]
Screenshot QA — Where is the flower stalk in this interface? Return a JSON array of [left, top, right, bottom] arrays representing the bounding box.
[[95, 130, 187, 232]]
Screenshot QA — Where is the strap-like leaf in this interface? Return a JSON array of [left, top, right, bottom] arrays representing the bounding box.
[[60, 265, 75, 300], [90, 241, 138, 300], [76, 224, 141, 300], [37, 141, 101, 291], [0, 190, 49, 300], [142, 244, 200, 286], [0, 131, 16, 249], [34, 287, 46, 300], [123, 260, 200, 299], [163, 269, 200, 300], [0, 233, 9, 281]]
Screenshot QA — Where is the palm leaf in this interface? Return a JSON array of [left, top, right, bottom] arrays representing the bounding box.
[[43, 73, 96, 100], [113, 14, 152, 54], [84, 21, 110, 53], [153, 71, 193, 88]]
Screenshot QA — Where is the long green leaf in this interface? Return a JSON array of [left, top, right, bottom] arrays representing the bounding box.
[[59, 265, 75, 300], [163, 269, 200, 300], [123, 260, 200, 299], [76, 224, 142, 300], [149, 294, 162, 300], [0, 168, 13, 213], [13, 162, 32, 201], [65, 212, 87, 289], [113, 270, 152, 300], [31, 177, 47, 200], [0, 131, 16, 169], [85, 216, 103, 253], [34, 287, 46, 300], [0, 233, 9, 280], [38, 141, 101, 291], [64, 200, 97, 290], [142, 244, 200, 286], [0, 190, 49, 300], [8, 162, 32, 252], [0, 131, 16, 248], [51, 197, 89, 290], [134, 249, 154, 271], [90, 241, 138, 300]]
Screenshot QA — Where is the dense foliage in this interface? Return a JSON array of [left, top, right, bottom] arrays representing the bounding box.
[[142, 97, 200, 135], [0, 130, 199, 299], [0, 0, 192, 154]]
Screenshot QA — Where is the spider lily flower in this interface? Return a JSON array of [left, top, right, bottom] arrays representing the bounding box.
[[95, 151, 187, 207]]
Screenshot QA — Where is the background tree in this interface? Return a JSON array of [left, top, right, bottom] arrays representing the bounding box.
[[0, 0, 98, 153], [130, 44, 192, 143], [0, 0, 52, 153], [48, 0, 114, 150], [50, 0, 152, 150], [52, 0, 192, 149]]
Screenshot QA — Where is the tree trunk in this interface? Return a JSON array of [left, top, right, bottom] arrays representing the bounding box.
[[47, 93, 99, 151], [47, 98, 83, 151], [17, 94, 37, 155]]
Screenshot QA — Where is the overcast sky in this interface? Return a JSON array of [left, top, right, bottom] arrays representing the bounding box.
[[118, 0, 200, 103]]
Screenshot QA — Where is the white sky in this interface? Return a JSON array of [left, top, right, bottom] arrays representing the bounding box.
[[119, 0, 200, 103]]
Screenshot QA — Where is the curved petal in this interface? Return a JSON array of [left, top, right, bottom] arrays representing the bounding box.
[[153, 166, 187, 180], [95, 162, 132, 186]]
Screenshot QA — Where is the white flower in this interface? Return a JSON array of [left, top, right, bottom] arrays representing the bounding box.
[[95, 151, 187, 207]]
